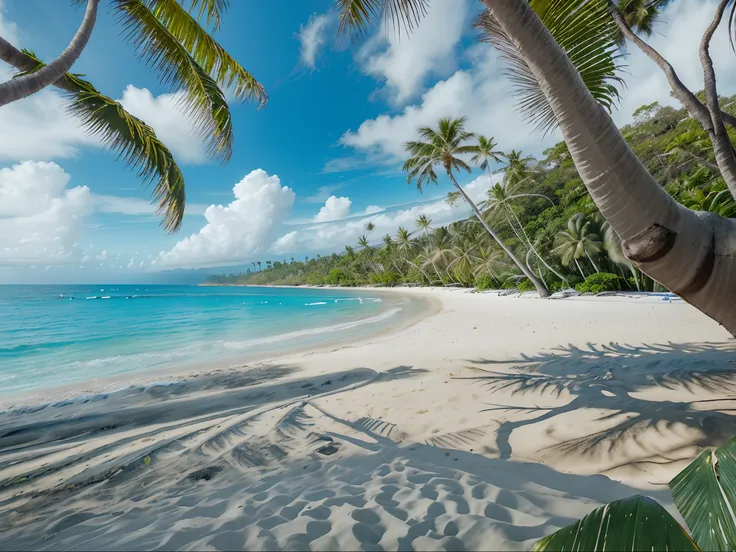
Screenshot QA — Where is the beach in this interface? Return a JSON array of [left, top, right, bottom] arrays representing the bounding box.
[[1, 288, 734, 551]]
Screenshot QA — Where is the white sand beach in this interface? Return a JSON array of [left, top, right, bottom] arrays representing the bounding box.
[[1, 288, 734, 551]]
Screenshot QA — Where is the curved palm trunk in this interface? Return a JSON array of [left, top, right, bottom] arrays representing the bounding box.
[[505, 203, 569, 284], [574, 258, 586, 279], [485, 0, 736, 335], [585, 250, 601, 273], [0, 0, 99, 106], [447, 170, 550, 297], [422, 229, 446, 285]]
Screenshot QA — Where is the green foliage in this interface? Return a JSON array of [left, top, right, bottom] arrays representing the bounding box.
[[206, 98, 736, 293], [474, 274, 495, 291], [537, 435, 736, 551], [325, 268, 356, 286], [575, 273, 625, 294], [369, 271, 402, 286], [517, 279, 536, 292]]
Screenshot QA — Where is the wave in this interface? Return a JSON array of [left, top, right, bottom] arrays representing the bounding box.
[[305, 301, 327, 306], [221, 307, 402, 351]]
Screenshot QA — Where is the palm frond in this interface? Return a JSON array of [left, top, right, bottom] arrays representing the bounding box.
[[475, 0, 623, 135], [335, 0, 429, 42], [186, 0, 229, 32], [148, 0, 267, 107], [19, 49, 185, 232], [116, 0, 233, 162]]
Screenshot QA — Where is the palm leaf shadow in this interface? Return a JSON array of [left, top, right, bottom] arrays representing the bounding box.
[[462, 341, 736, 463]]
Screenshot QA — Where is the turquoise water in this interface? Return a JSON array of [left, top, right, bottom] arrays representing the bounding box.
[[0, 285, 421, 397]]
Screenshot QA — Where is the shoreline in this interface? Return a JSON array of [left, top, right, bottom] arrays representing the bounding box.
[[2, 288, 735, 550], [0, 288, 441, 412]]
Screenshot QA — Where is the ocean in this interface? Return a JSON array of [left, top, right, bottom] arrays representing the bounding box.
[[0, 285, 423, 398]]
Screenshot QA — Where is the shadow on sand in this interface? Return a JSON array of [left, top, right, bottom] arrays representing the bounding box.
[[459, 340, 736, 470]]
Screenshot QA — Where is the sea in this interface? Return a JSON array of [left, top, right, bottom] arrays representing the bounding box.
[[0, 285, 425, 399]]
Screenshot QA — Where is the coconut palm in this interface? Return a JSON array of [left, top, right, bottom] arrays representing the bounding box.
[[365, 222, 376, 233], [553, 213, 603, 278], [415, 215, 445, 284], [502, 150, 535, 187], [357, 235, 370, 250], [256, 261, 262, 272], [473, 245, 508, 285], [0, 0, 266, 232], [470, 135, 505, 181], [404, 116, 550, 296]]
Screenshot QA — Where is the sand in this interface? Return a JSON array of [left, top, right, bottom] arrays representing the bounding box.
[[0, 288, 734, 551]]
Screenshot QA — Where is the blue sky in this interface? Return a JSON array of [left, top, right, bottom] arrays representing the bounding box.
[[0, 0, 734, 283]]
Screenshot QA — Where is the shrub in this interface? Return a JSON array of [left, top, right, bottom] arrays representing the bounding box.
[[517, 279, 536, 292], [305, 272, 324, 286], [325, 268, 356, 286], [369, 271, 402, 286], [575, 272, 624, 294], [474, 273, 495, 291]]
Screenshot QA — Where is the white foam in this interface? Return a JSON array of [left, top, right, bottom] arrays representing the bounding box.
[[305, 301, 327, 306], [221, 307, 402, 351]]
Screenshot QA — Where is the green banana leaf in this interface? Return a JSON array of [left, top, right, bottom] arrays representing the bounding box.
[[670, 436, 736, 551], [533, 495, 698, 551]]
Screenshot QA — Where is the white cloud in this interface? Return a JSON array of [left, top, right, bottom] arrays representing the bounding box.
[[364, 205, 383, 215], [314, 195, 352, 222], [276, 173, 494, 254], [119, 86, 207, 164], [356, 0, 469, 105], [303, 183, 346, 203], [298, 12, 334, 68], [156, 169, 295, 268], [126, 258, 135, 269], [339, 43, 558, 165], [338, 0, 736, 169], [611, 0, 736, 126], [270, 231, 299, 254], [97, 250, 108, 260], [0, 161, 93, 266]]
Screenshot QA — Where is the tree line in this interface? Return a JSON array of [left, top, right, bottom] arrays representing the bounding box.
[[207, 95, 736, 295]]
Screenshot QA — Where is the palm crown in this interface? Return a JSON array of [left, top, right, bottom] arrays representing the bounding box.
[[2, 0, 266, 233]]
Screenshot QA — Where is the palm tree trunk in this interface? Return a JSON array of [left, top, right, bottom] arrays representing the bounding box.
[[585, 251, 601, 273], [0, 0, 99, 107], [447, 170, 550, 297], [485, 0, 736, 335], [505, 203, 569, 284], [423, 229, 446, 285], [574, 258, 586, 280]]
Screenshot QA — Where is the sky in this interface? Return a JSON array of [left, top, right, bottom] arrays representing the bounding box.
[[1, 0, 735, 283]]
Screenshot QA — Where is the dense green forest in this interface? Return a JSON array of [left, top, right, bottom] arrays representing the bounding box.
[[206, 94, 736, 293]]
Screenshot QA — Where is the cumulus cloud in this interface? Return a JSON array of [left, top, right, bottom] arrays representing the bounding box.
[[156, 169, 295, 268], [610, 0, 736, 126], [0, 161, 93, 265], [298, 12, 334, 68], [337, 0, 736, 167], [275, 173, 494, 255], [356, 0, 470, 105], [314, 195, 352, 222], [364, 205, 383, 215], [119, 86, 207, 164], [303, 183, 346, 203]]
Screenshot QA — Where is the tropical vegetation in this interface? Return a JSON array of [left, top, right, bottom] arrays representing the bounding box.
[[534, 434, 736, 551], [333, 0, 736, 334], [0, 0, 266, 231], [207, 96, 736, 298]]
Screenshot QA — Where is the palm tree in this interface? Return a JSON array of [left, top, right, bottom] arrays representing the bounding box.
[[251, 261, 256, 272], [337, 0, 736, 333], [502, 150, 535, 187], [404, 117, 550, 297], [256, 261, 262, 272], [0, 0, 267, 233], [553, 213, 603, 278], [365, 222, 375, 233], [344, 245, 356, 260], [470, 135, 505, 182], [414, 215, 445, 285]]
